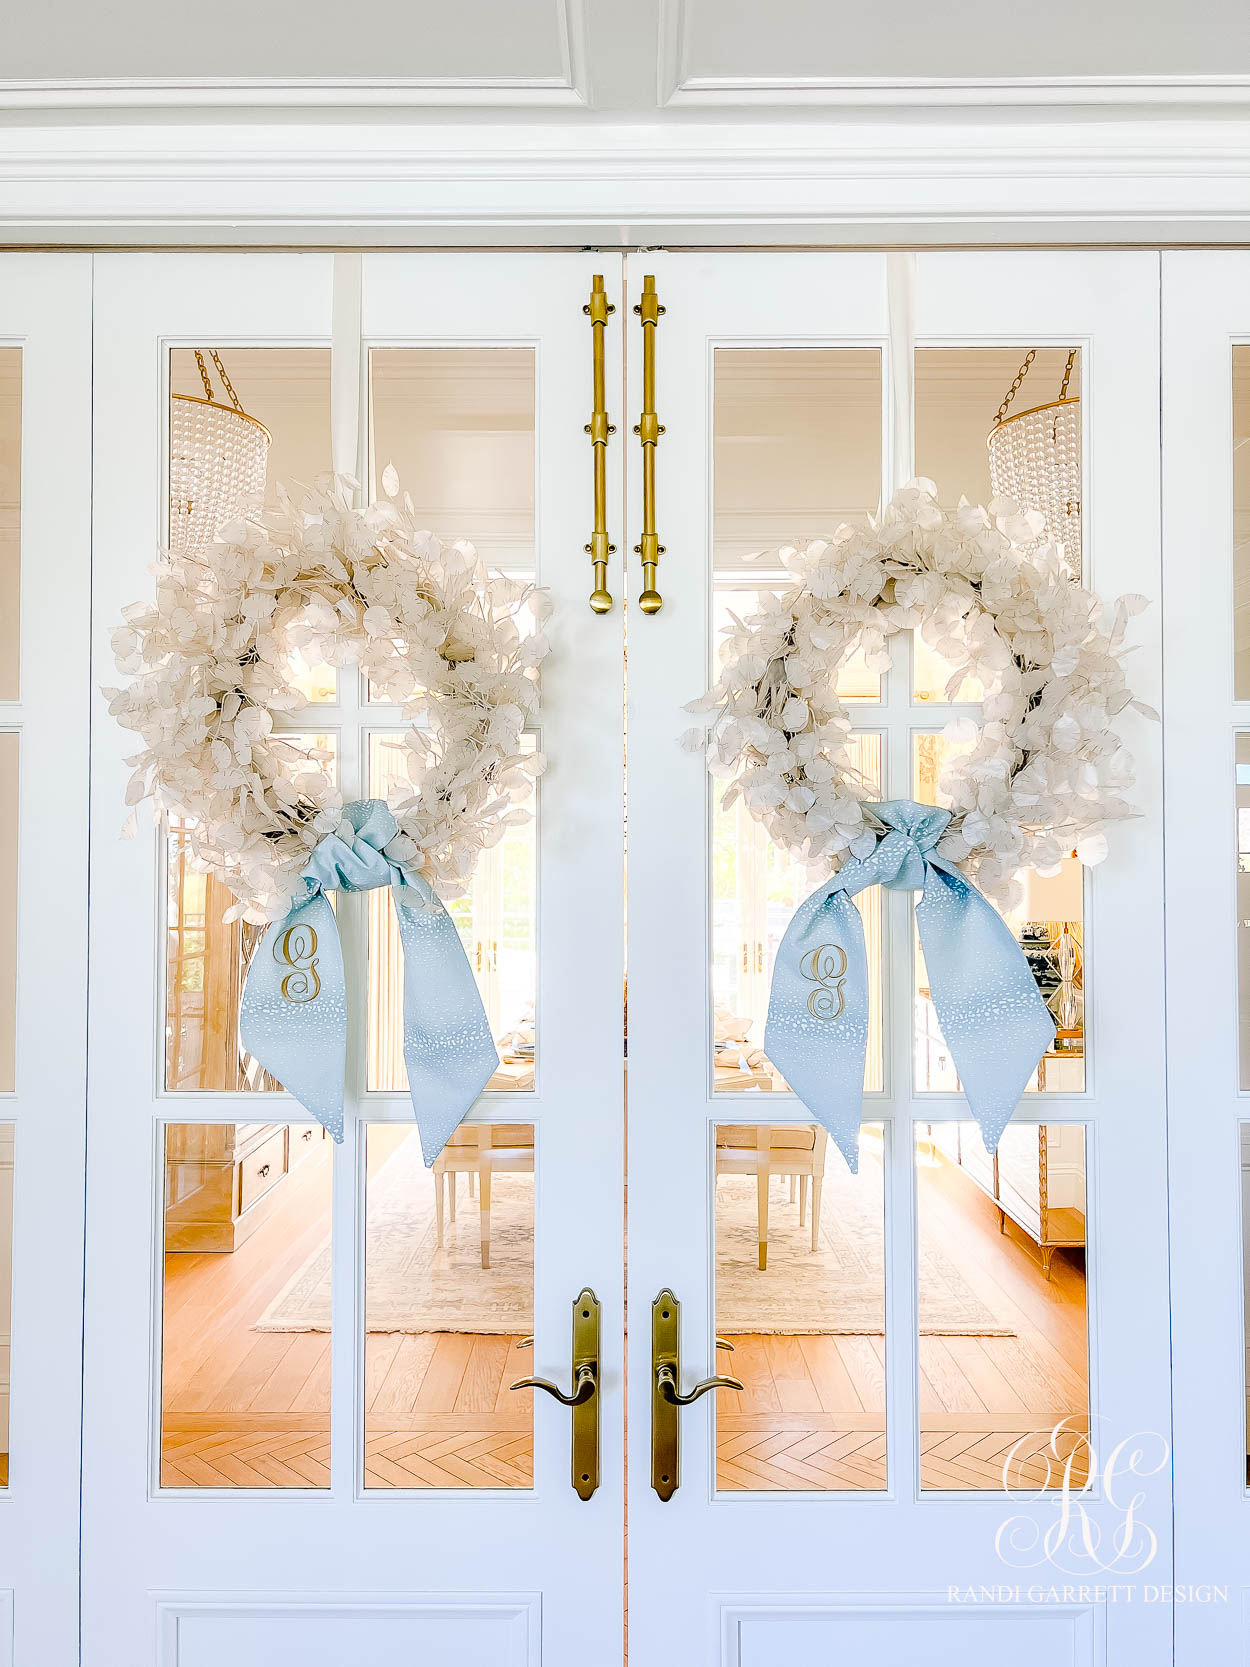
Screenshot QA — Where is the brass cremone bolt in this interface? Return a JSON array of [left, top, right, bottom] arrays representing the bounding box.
[[585, 275, 617, 614], [633, 276, 666, 615]]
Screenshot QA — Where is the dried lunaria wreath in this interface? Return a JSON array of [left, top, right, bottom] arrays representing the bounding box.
[[106, 469, 549, 925], [685, 480, 1155, 909]]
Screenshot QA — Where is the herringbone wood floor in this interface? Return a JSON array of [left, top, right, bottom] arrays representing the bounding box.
[[161, 1131, 1086, 1492]]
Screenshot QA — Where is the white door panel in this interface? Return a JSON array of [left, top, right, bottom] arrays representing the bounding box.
[[724, 1599, 1098, 1667], [157, 1596, 537, 1667]]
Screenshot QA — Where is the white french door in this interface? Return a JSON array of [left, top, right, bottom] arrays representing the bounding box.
[[625, 251, 1172, 1665], [82, 254, 625, 1665], [0, 243, 1235, 1666]]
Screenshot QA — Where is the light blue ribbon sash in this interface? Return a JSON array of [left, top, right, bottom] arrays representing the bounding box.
[[239, 799, 499, 1165], [764, 799, 1055, 1173]]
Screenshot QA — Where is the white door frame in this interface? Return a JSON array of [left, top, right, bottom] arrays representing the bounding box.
[[0, 255, 93, 1667], [1160, 250, 1250, 1662]]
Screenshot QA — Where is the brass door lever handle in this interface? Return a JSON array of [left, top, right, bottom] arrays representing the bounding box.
[[511, 1361, 597, 1407], [651, 1288, 743, 1500], [508, 1288, 600, 1500], [655, 1362, 742, 1407]]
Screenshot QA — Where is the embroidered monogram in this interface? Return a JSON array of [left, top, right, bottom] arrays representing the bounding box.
[[799, 944, 848, 1021], [274, 923, 321, 1004]]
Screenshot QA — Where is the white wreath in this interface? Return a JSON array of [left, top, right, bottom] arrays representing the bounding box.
[[106, 471, 549, 925], [687, 480, 1153, 908]]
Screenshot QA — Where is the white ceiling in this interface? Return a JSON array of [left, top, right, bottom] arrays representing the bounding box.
[[2, 0, 1247, 114]]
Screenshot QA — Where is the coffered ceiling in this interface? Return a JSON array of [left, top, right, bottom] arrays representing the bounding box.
[[2, 0, 1247, 115]]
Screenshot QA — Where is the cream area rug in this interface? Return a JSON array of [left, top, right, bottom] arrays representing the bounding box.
[[256, 1131, 1012, 1337]]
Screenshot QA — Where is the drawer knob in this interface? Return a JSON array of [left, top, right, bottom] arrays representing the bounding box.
[[257, 1163, 270, 1178]]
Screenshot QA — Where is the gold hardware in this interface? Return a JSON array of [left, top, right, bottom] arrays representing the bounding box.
[[651, 1289, 743, 1501], [756, 942, 764, 976], [992, 348, 1037, 428], [632, 276, 666, 614], [173, 349, 272, 441], [990, 346, 1080, 433], [510, 1288, 600, 1500], [583, 276, 617, 613], [989, 394, 1080, 437]]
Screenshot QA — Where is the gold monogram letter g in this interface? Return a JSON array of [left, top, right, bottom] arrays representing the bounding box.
[[274, 923, 321, 1004], [798, 944, 848, 1021]]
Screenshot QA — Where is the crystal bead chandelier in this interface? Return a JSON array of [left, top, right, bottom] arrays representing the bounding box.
[[169, 349, 270, 556], [986, 348, 1081, 575]]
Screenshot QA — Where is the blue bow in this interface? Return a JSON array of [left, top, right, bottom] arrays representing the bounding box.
[[764, 799, 1055, 1172], [239, 799, 499, 1165]]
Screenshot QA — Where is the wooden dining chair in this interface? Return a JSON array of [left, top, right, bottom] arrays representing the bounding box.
[[432, 1123, 535, 1269], [714, 1124, 828, 1270]]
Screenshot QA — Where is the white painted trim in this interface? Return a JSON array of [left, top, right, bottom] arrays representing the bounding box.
[[655, 0, 689, 109], [0, 76, 589, 112], [655, 0, 1250, 113], [666, 74, 1250, 111], [558, 0, 592, 109], [2, 119, 1250, 245], [718, 1595, 1102, 1666], [0, 2, 591, 113], [154, 1593, 540, 1666]]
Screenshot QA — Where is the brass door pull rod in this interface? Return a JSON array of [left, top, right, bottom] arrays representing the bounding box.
[[584, 276, 616, 613], [633, 275, 666, 614]]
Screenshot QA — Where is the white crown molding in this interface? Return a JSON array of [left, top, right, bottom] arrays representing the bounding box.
[[664, 73, 1250, 112], [1, 118, 1250, 244]]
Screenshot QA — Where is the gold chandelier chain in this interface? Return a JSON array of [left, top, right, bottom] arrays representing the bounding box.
[[209, 349, 245, 413], [193, 348, 213, 403], [1059, 349, 1077, 401], [191, 348, 246, 414], [993, 349, 1036, 427]]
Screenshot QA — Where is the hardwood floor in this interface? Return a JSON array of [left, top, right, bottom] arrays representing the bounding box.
[[161, 1134, 334, 1489], [715, 1150, 1089, 1492], [161, 1131, 1086, 1493]]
